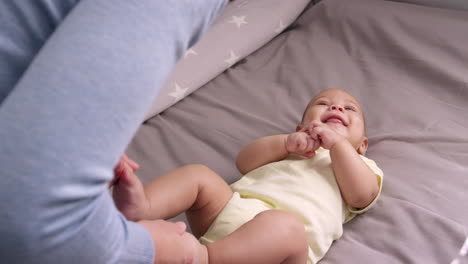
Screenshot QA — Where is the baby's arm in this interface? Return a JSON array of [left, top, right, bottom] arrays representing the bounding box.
[[236, 133, 319, 174], [307, 121, 379, 209], [330, 139, 379, 209], [236, 135, 289, 174]]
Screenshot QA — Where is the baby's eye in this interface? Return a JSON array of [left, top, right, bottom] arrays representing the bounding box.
[[345, 106, 356, 111], [317, 101, 328, 106]]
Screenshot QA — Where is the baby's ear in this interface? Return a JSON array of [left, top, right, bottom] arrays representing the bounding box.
[[296, 124, 302, 132], [357, 137, 369, 155]]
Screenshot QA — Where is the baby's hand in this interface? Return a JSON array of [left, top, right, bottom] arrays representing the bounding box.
[[304, 121, 346, 150], [285, 131, 320, 158]]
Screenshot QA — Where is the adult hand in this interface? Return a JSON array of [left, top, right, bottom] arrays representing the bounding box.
[[139, 220, 207, 264]]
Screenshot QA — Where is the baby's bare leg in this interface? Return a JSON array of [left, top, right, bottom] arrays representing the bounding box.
[[144, 164, 233, 238], [206, 210, 309, 264]]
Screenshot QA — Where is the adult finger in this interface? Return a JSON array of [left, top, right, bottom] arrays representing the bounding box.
[[139, 220, 201, 264], [175, 221, 187, 235]]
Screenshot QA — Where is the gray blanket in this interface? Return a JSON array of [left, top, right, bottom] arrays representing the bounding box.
[[128, 0, 468, 262]]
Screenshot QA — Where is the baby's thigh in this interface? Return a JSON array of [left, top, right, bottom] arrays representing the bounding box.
[[200, 193, 308, 244], [252, 210, 309, 247], [204, 209, 309, 264], [199, 193, 270, 243]]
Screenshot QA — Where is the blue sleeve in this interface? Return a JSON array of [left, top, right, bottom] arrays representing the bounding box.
[[0, 0, 227, 263]]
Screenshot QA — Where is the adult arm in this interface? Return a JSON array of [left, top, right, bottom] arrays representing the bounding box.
[[0, 0, 227, 263]]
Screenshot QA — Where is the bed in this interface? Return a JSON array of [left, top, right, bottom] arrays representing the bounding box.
[[126, 0, 468, 263]]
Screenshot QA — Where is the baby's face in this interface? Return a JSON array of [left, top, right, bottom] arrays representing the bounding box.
[[302, 88, 366, 150]]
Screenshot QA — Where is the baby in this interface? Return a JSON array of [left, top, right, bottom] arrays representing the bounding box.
[[112, 88, 383, 264]]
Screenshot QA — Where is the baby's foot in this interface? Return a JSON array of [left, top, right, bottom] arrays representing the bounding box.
[[111, 157, 150, 221]]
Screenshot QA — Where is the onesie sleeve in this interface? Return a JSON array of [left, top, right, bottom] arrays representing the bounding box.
[[344, 157, 384, 223]]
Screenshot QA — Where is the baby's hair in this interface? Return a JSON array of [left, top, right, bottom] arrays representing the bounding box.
[[362, 111, 367, 135], [300, 100, 314, 125]]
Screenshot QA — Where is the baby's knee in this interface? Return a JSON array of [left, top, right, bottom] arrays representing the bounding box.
[[182, 164, 213, 174], [181, 164, 222, 182]]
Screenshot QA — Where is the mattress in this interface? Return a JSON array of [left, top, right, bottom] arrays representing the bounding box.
[[127, 0, 468, 263]]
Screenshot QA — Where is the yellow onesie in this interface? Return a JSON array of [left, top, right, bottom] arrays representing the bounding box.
[[200, 148, 383, 264]]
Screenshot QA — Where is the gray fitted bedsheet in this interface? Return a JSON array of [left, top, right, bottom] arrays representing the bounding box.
[[127, 0, 468, 263]]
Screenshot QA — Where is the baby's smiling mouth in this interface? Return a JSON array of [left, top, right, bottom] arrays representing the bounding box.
[[322, 114, 348, 126]]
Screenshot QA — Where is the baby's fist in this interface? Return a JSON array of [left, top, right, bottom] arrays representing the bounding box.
[[285, 132, 319, 158], [306, 121, 345, 150]]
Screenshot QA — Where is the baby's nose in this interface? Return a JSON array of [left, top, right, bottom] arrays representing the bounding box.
[[330, 104, 344, 112]]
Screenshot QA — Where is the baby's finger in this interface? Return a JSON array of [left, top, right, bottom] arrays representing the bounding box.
[[127, 157, 140, 171], [121, 153, 129, 162], [298, 137, 308, 152], [305, 136, 314, 152], [108, 173, 121, 188], [116, 163, 135, 185], [304, 150, 316, 158], [309, 128, 319, 141], [299, 126, 308, 133], [310, 120, 322, 128], [312, 126, 324, 136], [122, 153, 140, 171], [108, 178, 118, 188], [114, 157, 126, 174], [299, 125, 310, 134], [313, 137, 321, 150]]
